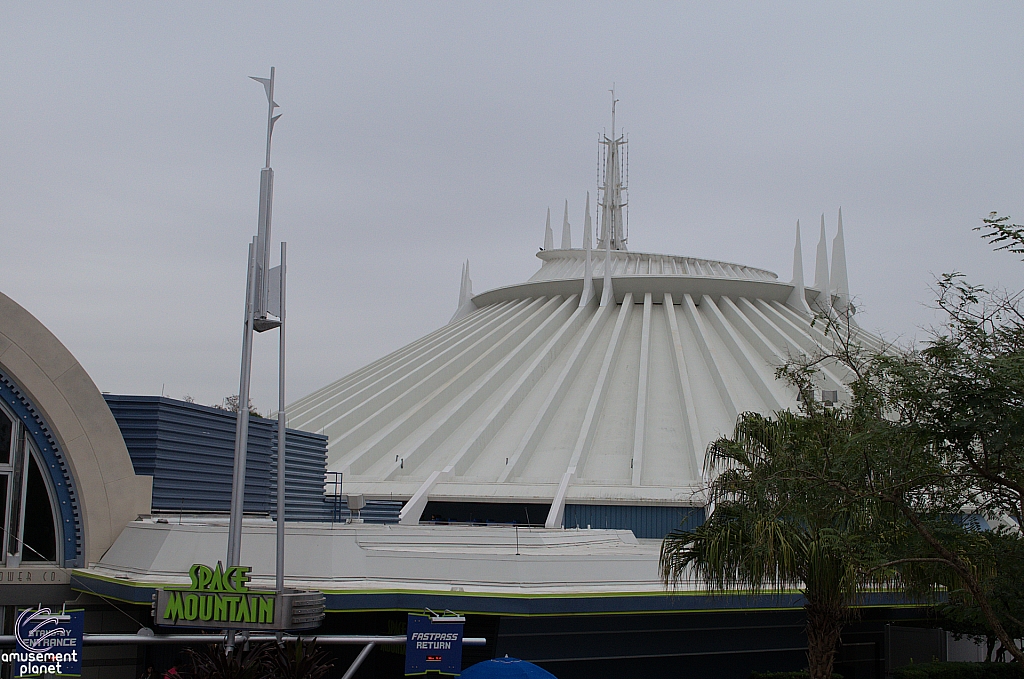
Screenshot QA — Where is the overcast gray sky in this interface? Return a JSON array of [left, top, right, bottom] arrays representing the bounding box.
[[2, 2, 1023, 414]]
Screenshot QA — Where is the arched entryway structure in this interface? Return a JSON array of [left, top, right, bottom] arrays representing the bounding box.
[[0, 291, 151, 567]]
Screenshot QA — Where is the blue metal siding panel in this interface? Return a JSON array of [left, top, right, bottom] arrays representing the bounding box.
[[563, 504, 705, 539], [105, 395, 329, 520], [269, 427, 329, 521]]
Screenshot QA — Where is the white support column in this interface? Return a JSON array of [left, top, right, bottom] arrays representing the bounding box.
[[329, 300, 530, 470], [680, 294, 739, 421], [290, 299, 503, 425], [600, 234, 615, 306], [299, 300, 511, 433], [738, 298, 848, 393], [380, 296, 563, 480], [546, 294, 634, 528], [766, 300, 860, 388], [343, 298, 544, 476], [398, 295, 582, 524], [498, 302, 614, 483], [663, 294, 706, 480], [631, 293, 652, 486], [701, 295, 785, 411]]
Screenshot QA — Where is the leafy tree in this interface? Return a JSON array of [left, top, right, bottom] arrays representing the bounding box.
[[667, 216, 1024, 671], [936, 527, 1024, 661], [214, 395, 262, 418], [976, 213, 1024, 259], [772, 217, 1024, 662], [660, 410, 878, 679]]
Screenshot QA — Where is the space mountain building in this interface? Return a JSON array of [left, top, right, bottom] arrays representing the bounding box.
[[285, 109, 874, 535], [65, 105, 929, 679]]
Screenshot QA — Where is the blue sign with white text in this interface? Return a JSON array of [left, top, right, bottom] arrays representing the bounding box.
[[13, 607, 84, 677], [405, 613, 464, 676]]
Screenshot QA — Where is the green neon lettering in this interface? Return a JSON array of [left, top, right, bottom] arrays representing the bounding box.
[[163, 591, 184, 623], [199, 595, 214, 621], [225, 595, 241, 622], [188, 564, 203, 591], [258, 596, 274, 624], [237, 595, 253, 623], [201, 565, 215, 591], [183, 594, 199, 621], [213, 562, 229, 592], [214, 594, 229, 622], [230, 566, 251, 593]]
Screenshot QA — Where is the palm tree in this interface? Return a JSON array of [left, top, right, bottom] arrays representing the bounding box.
[[660, 410, 869, 679]]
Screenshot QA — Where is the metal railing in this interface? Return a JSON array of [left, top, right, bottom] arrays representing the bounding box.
[[326, 471, 343, 522]]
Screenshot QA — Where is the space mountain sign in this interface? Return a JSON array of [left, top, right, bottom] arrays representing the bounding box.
[[153, 563, 324, 631]]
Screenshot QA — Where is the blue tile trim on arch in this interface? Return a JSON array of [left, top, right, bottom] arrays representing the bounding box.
[[0, 370, 82, 566]]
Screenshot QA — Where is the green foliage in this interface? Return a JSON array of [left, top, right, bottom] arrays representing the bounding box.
[[660, 409, 878, 679], [183, 641, 333, 679], [213, 395, 263, 418], [767, 219, 1024, 663], [892, 662, 1024, 679], [669, 215, 1024, 672], [265, 639, 334, 679], [937, 530, 1024, 659], [185, 643, 272, 679], [975, 213, 1024, 260]]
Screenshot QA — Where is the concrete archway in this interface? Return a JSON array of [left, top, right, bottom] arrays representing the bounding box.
[[0, 291, 151, 565]]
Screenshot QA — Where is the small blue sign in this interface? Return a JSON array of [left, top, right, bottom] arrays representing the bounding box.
[[405, 613, 464, 676], [13, 607, 84, 677]]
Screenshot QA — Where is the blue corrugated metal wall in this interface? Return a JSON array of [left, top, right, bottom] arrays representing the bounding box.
[[562, 504, 705, 539], [104, 395, 328, 521]]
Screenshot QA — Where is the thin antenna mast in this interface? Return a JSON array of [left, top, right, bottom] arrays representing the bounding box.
[[598, 87, 627, 251]]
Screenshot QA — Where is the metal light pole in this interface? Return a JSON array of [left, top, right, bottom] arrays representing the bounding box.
[[226, 238, 259, 569], [275, 241, 287, 594], [225, 67, 285, 652]]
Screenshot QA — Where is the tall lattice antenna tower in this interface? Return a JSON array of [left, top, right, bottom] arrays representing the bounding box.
[[597, 88, 628, 251]]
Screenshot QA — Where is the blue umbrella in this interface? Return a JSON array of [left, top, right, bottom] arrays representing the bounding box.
[[460, 656, 558, 678]]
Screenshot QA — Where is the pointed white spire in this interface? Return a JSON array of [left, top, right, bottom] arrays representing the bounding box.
[[560, 200, 571, 249], [786, 220, 812, 314], [580, 193, 595, 307], [600, 219, 615, 307], [831, 207, 850, 313], [543, 208, 554, 251], [460, 259, 473, 305], [449, 259, 477, 324], [583, 196, 592, 250], [813, 213, 832, 311]]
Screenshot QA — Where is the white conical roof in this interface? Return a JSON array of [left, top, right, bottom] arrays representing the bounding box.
[[286, 234, 877, 527]]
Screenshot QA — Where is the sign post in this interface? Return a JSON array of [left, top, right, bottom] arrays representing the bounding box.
[[13, 606, 83, 677], [404, 611, 465, 676]]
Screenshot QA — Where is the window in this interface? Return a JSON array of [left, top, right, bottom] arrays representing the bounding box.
[[0, 413, 10, 465], [0, 404, 60, 565]]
